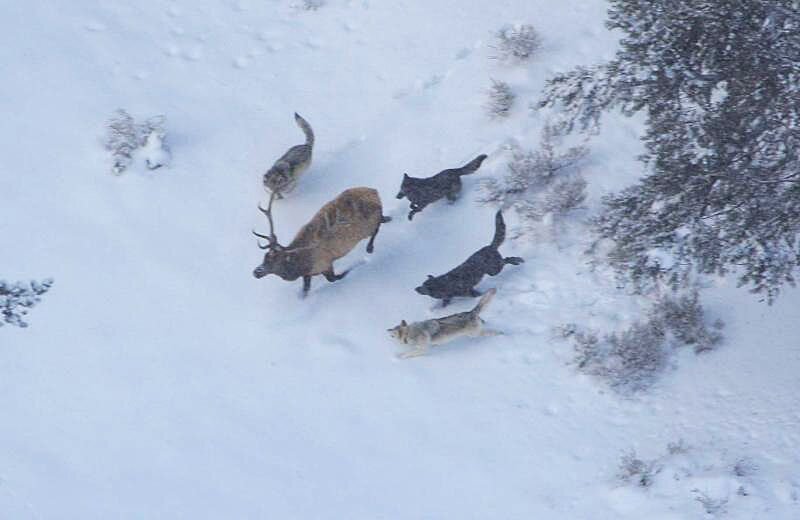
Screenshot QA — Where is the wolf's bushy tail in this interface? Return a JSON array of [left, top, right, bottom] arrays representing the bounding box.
[[471, 288, 497, 316], [490, 210, 506, 248], [457, 154, 488, 177], [294, 112, 314, 148]]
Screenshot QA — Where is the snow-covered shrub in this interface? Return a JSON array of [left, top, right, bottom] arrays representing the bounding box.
[[541, 177, 587, 215], [139, 116, 170, 170], [478, 123, 588, 238], [667, 439, 690, 455], [652, 290, 723, 354], [566, 290, 722, 392], [1, 278, 53, 328], [600, 318, 668, 393], [301, 0, 325, 9], [104, 110, 170, 174], [491, 24, 540, 62], [485, 79, 515, 119], [693, 491, 728, 516], [541, 1, 800, 303], [613, 442, 777, 518], [617, 450, 662, 487], [732, 458, 759, 478], [105, 109, 138, 175]]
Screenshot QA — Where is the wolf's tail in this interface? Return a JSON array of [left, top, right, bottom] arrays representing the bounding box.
[[457, 154, 488, 176], [470, 288, 497, 316], [490, 210, 506, 248], [294, 112, 315, 148]]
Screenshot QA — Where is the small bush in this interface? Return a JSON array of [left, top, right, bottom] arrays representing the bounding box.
[[652, 290, 723, 353], [140, 116, 170, 170], [566, 290, 723, 392], [478, 123, 588, 237], [302, 0, 325, 10], [104, 110, 169, 174], [667, 439, 690, 455], [579, 318, 668, 393], [693, 491, 728, 516], [732, 458, 758, 477], [1, 278, 54, 328], [485, 79, 515, 119], [491, 24, 541, 62], [618, 450, 662, 487], [105, 109, 138, 175], [614, 442, 766, 517]]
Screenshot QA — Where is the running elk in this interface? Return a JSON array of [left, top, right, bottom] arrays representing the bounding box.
[[252, 188, 392, 296]]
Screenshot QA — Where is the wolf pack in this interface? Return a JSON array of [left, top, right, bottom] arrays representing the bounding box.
[[255, 114, 524, 359]]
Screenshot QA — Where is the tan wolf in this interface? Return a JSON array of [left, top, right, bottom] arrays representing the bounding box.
[[387, 288, 501, 359]]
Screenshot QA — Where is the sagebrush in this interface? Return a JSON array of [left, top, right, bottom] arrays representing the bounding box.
[[301, 0, 324, 10], [478, 123, 588, 238], [485, 79, 515, 118], [618, 450, 662, 487], [565, 290, 723, 392], [1, 278, 54, 328], [615, 442, 763, 517], [491, 24, 541, 62], [105, 109, 168, 174]]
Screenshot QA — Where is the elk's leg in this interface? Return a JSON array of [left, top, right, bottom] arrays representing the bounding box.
[[366, 216, 391, 253], [323, 269, 350, 283], [301, 275, 312, 296]]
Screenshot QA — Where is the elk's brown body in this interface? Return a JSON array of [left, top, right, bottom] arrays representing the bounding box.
[[291, 188, 383, 272], [253, 187, 390, 295]]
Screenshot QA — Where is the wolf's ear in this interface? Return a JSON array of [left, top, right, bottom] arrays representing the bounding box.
[[403, 173, 409, 179], [401, 320, 407, 326], [427, 274, 434, 280]]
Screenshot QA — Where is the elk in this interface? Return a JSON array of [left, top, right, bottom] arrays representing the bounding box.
[[252, 187, 392, 295]]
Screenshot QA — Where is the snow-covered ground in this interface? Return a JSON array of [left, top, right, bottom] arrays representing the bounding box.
[[1, 1, 798, 518]]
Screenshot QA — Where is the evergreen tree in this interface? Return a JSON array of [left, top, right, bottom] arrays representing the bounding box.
[[541, 0, 800, 301]]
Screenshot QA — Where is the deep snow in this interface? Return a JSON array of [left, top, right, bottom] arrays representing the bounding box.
[[1, 1, 798, 518]]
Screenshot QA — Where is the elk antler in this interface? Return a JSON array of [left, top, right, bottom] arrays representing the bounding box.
[[253, 191, 280, 250]]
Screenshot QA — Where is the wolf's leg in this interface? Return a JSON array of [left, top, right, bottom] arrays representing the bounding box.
[[408, 202, 426, 221], [469, 288, 482, 297], [446, 179, 462, 203], [398, 346, 428, 359], [504, 256, 524, 265], [480, 329, 503, 337]]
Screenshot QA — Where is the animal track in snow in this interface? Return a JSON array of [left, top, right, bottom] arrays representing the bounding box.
[[163, 42, 205, 62], [233, 56, 251, 69], [84, 21, 107, 32]]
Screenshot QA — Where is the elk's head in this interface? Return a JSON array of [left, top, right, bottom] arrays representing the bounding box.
[[252, 193, 305, 281]]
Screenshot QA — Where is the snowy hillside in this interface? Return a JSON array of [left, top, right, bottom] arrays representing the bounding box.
[[1, 1, 798, 518]]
